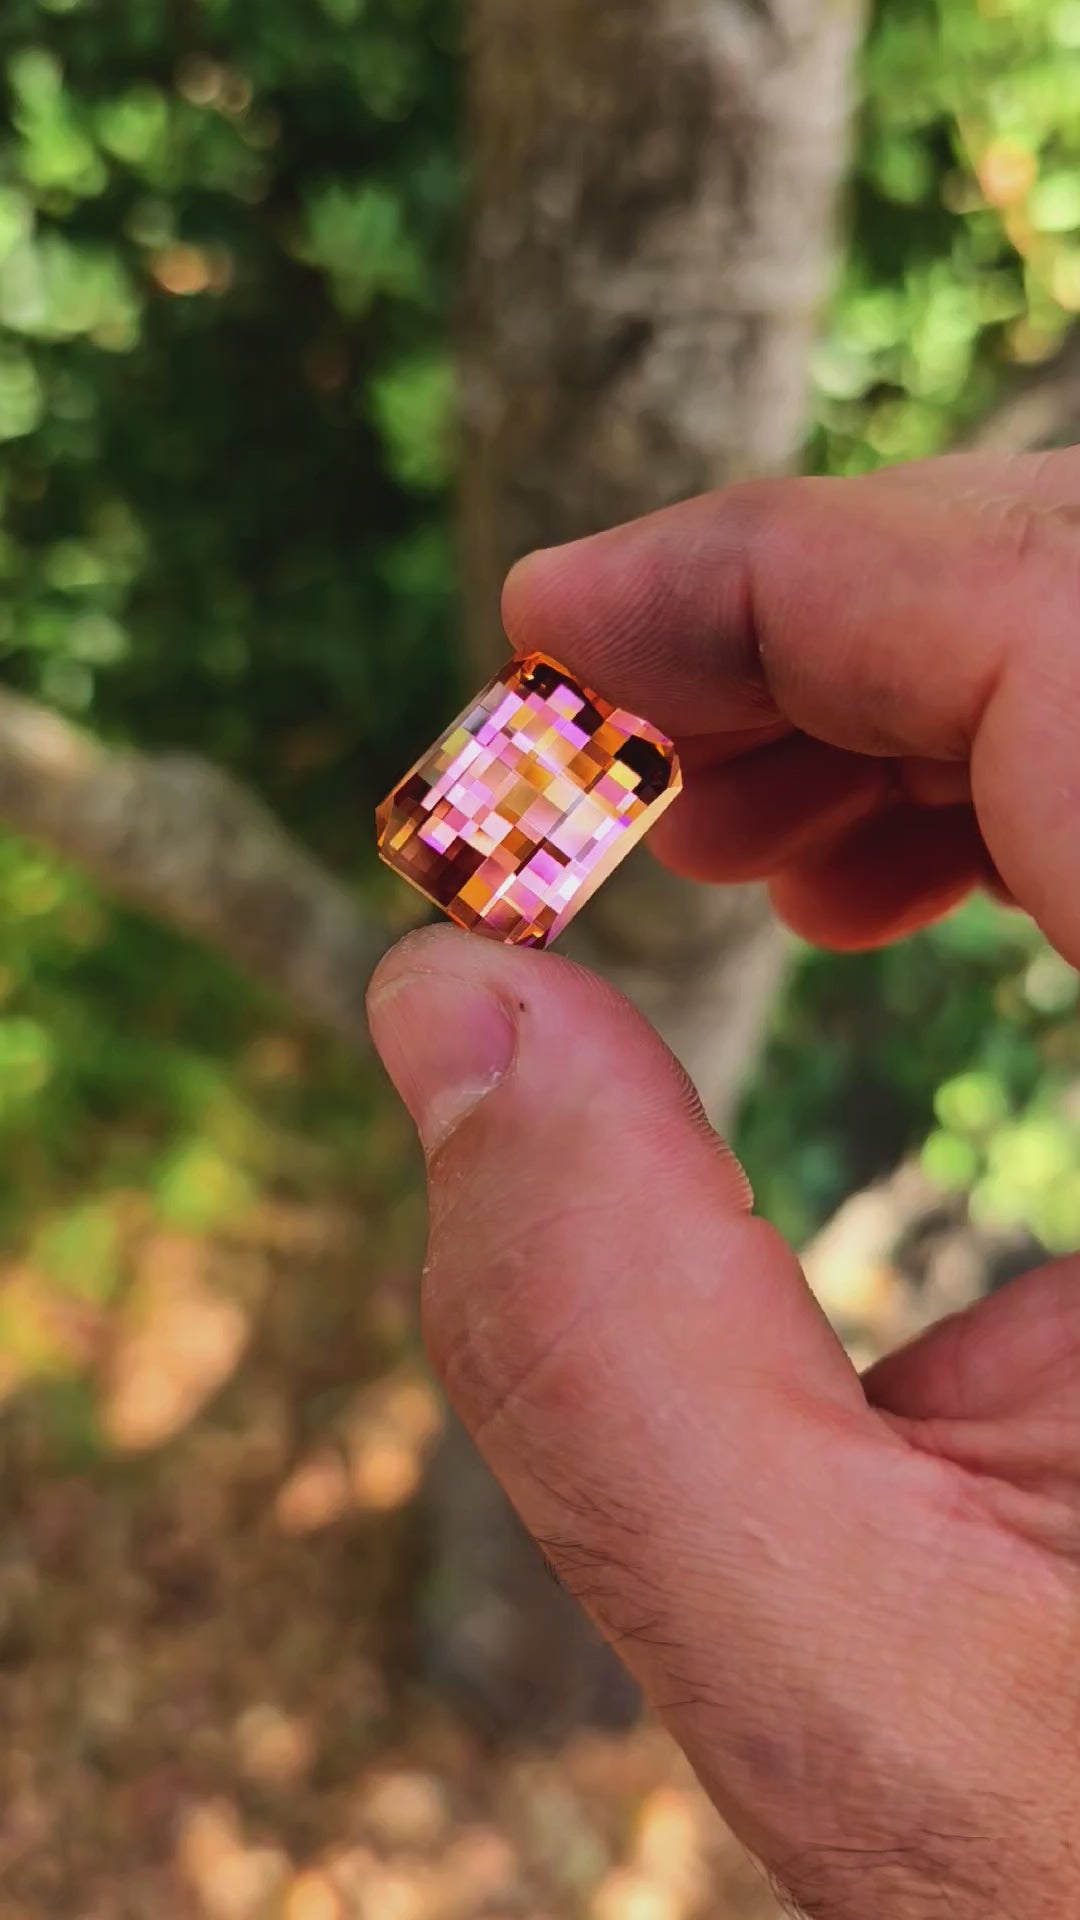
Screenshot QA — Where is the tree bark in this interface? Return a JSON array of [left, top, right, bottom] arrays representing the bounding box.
[[462, 0, 864, 560], [460, 0, 864, 1121], [0, 688, 383, 1049], [431, 0, 866, 1738]]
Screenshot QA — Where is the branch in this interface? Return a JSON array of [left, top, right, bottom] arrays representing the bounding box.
[[961, 329, 1080, 455], [0, 687, 388, 1051]]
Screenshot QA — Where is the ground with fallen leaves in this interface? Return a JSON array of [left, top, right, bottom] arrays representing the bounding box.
[[0, 1143, 784, 1920], [0, 1052, 1024, 1920]]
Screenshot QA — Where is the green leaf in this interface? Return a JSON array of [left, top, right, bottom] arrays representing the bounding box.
[[934, 1071, 1011, 1137], [154, 1140, 254, 1233], [370, 354, 454, 490], [1028, 170, 1080, 230], [33, 1201, 122, 1304]]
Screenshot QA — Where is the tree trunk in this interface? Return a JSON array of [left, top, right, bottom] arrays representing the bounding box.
[[425, 0, 866, 1738], [462, 0, 863, 560], [460, 0, 863, 1119]]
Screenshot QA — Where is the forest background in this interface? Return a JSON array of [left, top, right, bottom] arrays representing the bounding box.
[[0, 3, 1078, 1916]]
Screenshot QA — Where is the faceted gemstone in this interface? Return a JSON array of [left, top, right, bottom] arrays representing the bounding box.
[[376, 652, 682, 949]]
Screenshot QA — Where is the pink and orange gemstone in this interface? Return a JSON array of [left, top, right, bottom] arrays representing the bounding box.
[[376, 652, 682, 949]]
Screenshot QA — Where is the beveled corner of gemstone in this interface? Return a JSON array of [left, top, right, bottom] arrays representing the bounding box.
[[376, 652, 681, 948]]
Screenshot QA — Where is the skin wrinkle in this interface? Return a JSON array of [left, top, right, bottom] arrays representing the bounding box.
[[770, 1797, 1080, 1920], [423, 1057, 760, 1426], [773, 1842, 989, 1920], [679, 491, 776, 718], [725, 1697, 1046, 1918], [533, 1446, 861, 1702], [865, 1258, 1080, 1422], [527, 1440, 785, 1627], [427, 1162, 692, 1451], [752, 484, 997, 762], [884, 1413, 1080, 1561], [523, 1496, 731, 1695], [967, 487, 1080, 581], [755, 1691, 1079, 1916], [452, 1281, 614, 1459]]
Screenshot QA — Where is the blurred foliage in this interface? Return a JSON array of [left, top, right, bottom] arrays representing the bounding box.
[[0, 0, 460, 808], [0, 0, 462, 1345], [740, 899, 1080, 1248], [0, 0, 1077, 1392], [814, 0, 1080, 468]]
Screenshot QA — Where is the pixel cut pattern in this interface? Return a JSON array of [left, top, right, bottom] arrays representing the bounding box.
[[376, 653, 682, 949]]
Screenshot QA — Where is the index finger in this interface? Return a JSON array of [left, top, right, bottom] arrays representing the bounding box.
[[502, 457, 1080, 966]]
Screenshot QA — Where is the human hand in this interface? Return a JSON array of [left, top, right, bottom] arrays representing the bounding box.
[[367, 452, 1080, 1918]]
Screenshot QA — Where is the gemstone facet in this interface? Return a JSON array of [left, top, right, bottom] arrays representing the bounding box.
[[376, 652, 682, 949]]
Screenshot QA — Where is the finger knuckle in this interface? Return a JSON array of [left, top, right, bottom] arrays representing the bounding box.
[[984, 491, 1080, 598]]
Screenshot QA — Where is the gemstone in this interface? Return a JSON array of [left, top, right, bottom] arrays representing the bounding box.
[[376, 652, 682, 949]]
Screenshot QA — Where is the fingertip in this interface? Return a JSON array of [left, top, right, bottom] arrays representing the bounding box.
[[501, 525, 637, 653], [367, 925, 752, 1204], [501, 543, 557, 636], [501, 540, 600, 659], [366, 927, 522, 1156], [500, 501, 774, 736], [366, 921, 471, 1004]]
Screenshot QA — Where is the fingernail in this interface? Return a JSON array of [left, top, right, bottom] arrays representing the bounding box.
[[367, 963, 517, 1155]]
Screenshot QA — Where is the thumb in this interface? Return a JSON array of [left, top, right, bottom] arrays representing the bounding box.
[[367, 929, 901, 1853]]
